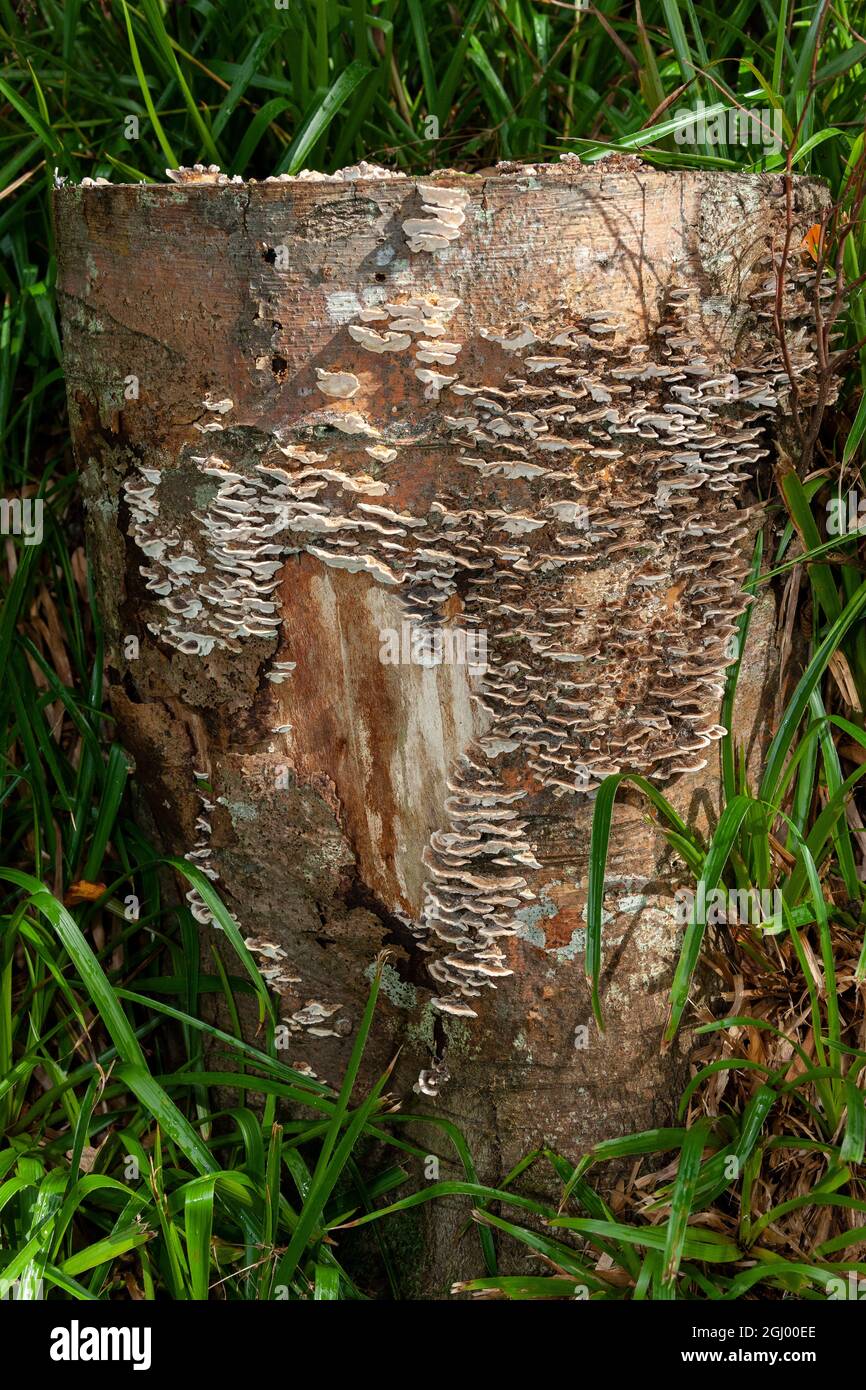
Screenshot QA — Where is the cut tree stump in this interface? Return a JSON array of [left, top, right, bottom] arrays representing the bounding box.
[[55, 160, 827, 1291]]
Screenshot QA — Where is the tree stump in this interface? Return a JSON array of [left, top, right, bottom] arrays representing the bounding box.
[[55, 161, 826, 1290]]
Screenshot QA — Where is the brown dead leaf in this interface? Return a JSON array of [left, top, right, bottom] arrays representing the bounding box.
[[64, 880, 107, 906], [801, 223, 822, 261]]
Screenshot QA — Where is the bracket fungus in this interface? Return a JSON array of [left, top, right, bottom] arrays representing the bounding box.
[[55, 160, 831, 1185]]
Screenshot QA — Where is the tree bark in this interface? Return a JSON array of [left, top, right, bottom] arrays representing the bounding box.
[[54, 161, 826, 1291]]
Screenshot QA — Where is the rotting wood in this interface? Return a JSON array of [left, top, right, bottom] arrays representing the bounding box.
[[54, 159, 829, 1286]]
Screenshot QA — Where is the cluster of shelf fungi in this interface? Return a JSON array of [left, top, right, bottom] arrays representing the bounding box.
[[64, 160, 827, 1095]]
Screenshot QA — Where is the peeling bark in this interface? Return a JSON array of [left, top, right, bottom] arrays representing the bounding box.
[[54, 162, 827, 1289]]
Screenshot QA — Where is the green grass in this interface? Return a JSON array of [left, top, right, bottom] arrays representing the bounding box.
[[1, 0, 865, 1299]]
